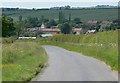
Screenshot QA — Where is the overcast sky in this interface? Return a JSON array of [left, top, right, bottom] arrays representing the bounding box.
[[1, 0, 119, 9]]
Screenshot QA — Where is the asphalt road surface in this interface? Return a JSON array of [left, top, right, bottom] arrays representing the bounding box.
[[35, 46, 117, 81]]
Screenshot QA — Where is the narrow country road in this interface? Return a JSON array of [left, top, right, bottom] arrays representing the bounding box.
[[34, 46, 117, 81]]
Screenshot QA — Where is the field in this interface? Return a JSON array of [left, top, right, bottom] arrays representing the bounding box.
[[18, 30, 118, 70], [2, 41, 48, 81], [3, 8, 118, 22], [49, 30, 118, 70], [2, 30, 119, 81]]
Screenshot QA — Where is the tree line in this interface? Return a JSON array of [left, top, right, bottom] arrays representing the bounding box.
[[1, 11, 119, 37]]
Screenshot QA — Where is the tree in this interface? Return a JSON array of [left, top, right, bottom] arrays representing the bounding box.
[[49, 19, 57, 26], [73, 18, 82, 24], [46, 19, 58, 28], [2, 16, 15, 37], [14, 15, 26, 38], [65, 5, 71, 10], [25, 17, 40, 28], [60, 23, 72, 34], [41, 15, 44, 23], [68, 13, 71, 23], [59, 11, 65, 23], [100, 22, 113, 31], [14, 21, 24, 37], [110, 23, 119, 30], [19, 15, 22, 22]]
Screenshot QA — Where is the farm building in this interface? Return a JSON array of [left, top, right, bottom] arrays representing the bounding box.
[[27, 23, 61, 34], [87, 20, 100, 25], [72, 28, 88, 34], [86, 30, 96, 34], [39, 23, 61, 34], [39, 28, 61, 34]]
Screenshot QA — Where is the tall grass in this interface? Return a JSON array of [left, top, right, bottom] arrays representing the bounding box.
[[2, 38, 16, 44], [2, 42, 47, 81], [50, 30, 118, 70], [0, 38, 2, 83]]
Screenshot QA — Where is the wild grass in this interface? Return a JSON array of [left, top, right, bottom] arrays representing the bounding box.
[[2, 42, 48, 81], [0, 41, 2, 83], [2, 38, 16, 44], [50, 30, 118, 70]]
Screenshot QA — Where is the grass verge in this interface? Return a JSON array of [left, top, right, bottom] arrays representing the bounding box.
[[37, 41, 118, 70], [2, 42, 47, 81]]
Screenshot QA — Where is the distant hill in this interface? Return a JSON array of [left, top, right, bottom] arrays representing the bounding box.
[[2, 7, 118, 22], [95, 5, 118, 8]]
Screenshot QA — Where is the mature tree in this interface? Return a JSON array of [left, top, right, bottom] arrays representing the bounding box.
[[19, 15, 22, 22], [2, 16, 15, 37], [65, 5, 71, 10], [43, 18, 49, 23], [49, 19, 57, 26], [41, 15, 44, 23], [14, 15, 26, 37], [60, 23, 72, 34], [14, 21, 24, 37], [110, 23, 119, 30], [25, 17, 40, 28], [73, 18, 82, 24], [59, 11, 65, 23], [45, 19, 57, 28], [81, 23, 91, 29], [100, 22, 113, 31], [68, 13, 71, 23]]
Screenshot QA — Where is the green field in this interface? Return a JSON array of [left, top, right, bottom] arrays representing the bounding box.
[[18, 30, 118, 70], [2, 41, 48, 81], [43, 30, 118, 70], [3, 8, 118, 22], [2, 30, 119, 81]]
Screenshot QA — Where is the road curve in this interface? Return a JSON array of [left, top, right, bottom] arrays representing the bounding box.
[[35, 46, 117, 81]]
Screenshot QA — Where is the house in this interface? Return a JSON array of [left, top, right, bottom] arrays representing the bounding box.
[[86, 30, 96, 34], [39, 23, 61, 34], [72, 28, 82, 34], [27, 27, 39, 32], [41, 34, 53, 37], [79, 28, 88, 34], [88, 20, 98, 25], [40, 23, 45, 28], [72, 28, 88, 34], [19, 37, 36, 39]]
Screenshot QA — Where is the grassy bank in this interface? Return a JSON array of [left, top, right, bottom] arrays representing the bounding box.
[[49, 30, 118, 70], [37, 41, 118, 70], [18, 30, 118, 70], [2, 42, 47, 81]]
